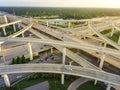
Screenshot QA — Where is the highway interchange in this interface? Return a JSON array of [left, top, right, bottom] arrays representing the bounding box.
[[0, 11, 120, 90]]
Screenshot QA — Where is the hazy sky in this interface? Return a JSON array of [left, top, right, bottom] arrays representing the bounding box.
[[0, 0, 120, 8]]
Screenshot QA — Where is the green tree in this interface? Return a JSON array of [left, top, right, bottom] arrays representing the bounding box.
[[12, 58, 17, 64], [16, 56, 22, 64], [21, 55, 26, 63], [23, 58, 30, 63]]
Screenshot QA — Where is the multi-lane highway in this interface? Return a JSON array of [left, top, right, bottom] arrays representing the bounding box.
[[0, 64, 120, 86]]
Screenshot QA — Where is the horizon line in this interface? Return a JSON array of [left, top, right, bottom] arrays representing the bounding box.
[[0, 6, 120, 9]]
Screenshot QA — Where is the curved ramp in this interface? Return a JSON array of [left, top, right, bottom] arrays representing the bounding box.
[[67, 78, 90, 90], [0, 64, 120, 86], [0, 20, 21, 28], [88, 23, 120, 50]]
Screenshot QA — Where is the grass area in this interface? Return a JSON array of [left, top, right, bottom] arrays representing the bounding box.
[[11, 78, 72, 90], [14, 78, 44, 89], [49, 79, 71, 90], [0, 73, 78, 90], [13, 78, 105, 90], [100, 29, 111, 35], [93, 29, 112, 37], [77, 81, 105, 90], [1, 73, 105, 90], [0, 25, 20, 37], [93, 29, 120, 44], [109, 32, 120, 43], [12, 74, 76, 90]]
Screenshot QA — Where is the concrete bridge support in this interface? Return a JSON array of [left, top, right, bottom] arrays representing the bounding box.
[[99, 42, 106, 69], [22, 33, 24, 38], [18, 23, 21, 29], [68, 22, 71, 29], [4, 15, 8, 24], [106, 84, 111, 90], [27, 43, 33, 60], [118, 36, 120, 45], [46, 21, 49, 27], [2, 27, 7, 36], [13, 24, 16, 32], [50, 47, 53, 54], [61, 47, 66, 84], [0, 44, 1, 52], [111, 22, 115, 37], [2, 74, 10, 87], [99, 53, 106, 69], [110, 28, 114, 37], [95, 42, 106, 85]]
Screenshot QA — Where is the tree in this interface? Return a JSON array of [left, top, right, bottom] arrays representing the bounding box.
[[23, 58, 30, 63], [21, 55, 26, 63], [12, 58, 17, 64], [16, 56, 22, 64]]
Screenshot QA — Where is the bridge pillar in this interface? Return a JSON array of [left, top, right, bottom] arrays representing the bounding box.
[[0, 44, 2, 52], [110, 28, 114, 37], [104, 42, 107, 48], [110, 22, 115, 37], [99, 42, 106, 69], [62, 47, 66, 65], [4, 15, 8, 24], [46, 21, 49, 27], [99, 53, 106, 69], [69, 61, 73, 70], [2, 27, 7, 36], [69, 61, 73, 66], [2, 74, 10, 87], [18, 23, 21, 29], [84, 36, 86, 40], [106, 84, 111, 90], [94, 80, 97, 85], [50, 47, 53, 54], [68, 22, 71, 28], [61, 47, 66, 84], [61, 74, 64, 85], [27, 43, 33, 60], [13, 24, 16, 32], [118, 36, 120, 45], [22, 33, 24, 38], [96, 42, 106, 84]]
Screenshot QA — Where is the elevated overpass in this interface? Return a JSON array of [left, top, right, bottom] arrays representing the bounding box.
[[0, 37, 120, 56], [0, 20, 21, 28], [0, 64, 120, 86]]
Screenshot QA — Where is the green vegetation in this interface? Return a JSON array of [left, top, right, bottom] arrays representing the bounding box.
[[1, 73, 79, 90], [100, 29, 111, 35], [93, 29, 112, 37], [12, 55, 30, 64], [12, 55, 40, 64], [109, 32, 120, 43], [33, 55, 40, 59], [1, 7, 120, 19], [0, 25, 19, 37], [77, 81, 105, 90], [1, 73, 105, 90], [1, 86, 19, 90]]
